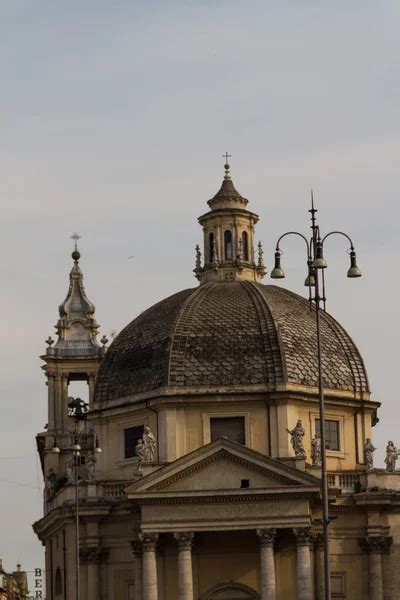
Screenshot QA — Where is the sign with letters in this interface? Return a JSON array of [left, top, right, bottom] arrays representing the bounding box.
[[26, 568, 45, 599]]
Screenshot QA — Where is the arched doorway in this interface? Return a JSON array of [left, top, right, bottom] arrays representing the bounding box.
[[201, 582, 260, 599]]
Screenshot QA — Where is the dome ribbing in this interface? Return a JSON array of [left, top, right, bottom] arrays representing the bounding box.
[[94, 282, 369, 404]]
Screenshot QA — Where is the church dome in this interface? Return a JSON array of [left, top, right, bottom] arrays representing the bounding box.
[[94, 281, 369, 404]]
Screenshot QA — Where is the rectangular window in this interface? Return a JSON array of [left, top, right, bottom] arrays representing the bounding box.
[[124, 425, 144, 459], [315, 419, 340, 451], [210, 416, 246, 445]]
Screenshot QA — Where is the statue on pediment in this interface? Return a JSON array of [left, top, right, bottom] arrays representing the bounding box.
[[143, 426, 156, 462], [286, 420, 306, 460], [311, 433, 321, 466], [135, 439, 145, 471]]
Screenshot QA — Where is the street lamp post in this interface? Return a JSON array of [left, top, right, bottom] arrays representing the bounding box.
[[73, 437, 81, 600], [271, 194, 362, 600], [52, 396, 102, 600]]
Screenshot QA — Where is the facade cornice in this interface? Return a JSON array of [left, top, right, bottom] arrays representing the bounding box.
[[33, 503, 113, 541], [353, 492, 400, 507], [128, 490, 320, 506], [41, 356, 101, 371], [198, 207, 259, 224], [90, 385, 376, 418]]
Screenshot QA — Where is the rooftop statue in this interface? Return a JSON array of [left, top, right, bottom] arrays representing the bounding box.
[[286, 420, 306, 460], [364, 438, 376, 470], [143, 426, 156, 462], [385, 441, 398, 472], [311, 433, 322, 467]]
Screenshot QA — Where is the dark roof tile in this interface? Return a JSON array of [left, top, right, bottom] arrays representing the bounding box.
[[94, 281, 369, 403]]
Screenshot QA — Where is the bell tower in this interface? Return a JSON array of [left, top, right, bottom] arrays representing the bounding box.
[[194, 158, 266, 283], [40, 236, 106, 473]]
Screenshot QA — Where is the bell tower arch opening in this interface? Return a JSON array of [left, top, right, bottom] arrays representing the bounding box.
[[242, 230, 249, 261], [224, 230, 233, 260]]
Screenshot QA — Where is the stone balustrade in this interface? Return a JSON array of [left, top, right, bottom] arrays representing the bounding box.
[[328, 469, 400, 494]]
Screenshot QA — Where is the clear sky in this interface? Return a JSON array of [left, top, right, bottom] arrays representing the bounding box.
[[0, 0, 399, 588]]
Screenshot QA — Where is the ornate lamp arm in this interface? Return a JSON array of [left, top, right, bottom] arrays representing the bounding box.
[[320, 231, 362, 279], [321, 230, 355, 250], [271, 231, 312, 284], [275, 231, 312, 260]]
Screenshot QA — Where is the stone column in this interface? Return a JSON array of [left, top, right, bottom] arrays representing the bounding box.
[[80, 546, 108, 600], [174, 532, 194, 600], [313, 533, 324, 600], [360, 536, 392, 600], [87, 562, 99, 599], [293, 528, 313, 600], [88, 374, 96, 407], [61, 374, 69, 430], [139, 533, 158, 600], [47, 372, 56, 431], [54, 374, 62, 432], [256, 528, 277, 600], [131, 539, 143, 600]]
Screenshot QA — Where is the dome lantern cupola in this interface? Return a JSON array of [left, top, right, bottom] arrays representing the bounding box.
[[196, 158, 266, 283]]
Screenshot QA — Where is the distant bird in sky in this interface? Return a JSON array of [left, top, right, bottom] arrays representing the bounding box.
[[128, 255, 135, 259]]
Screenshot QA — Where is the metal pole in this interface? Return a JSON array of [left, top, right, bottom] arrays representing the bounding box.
[[314, 269, 331, 600], [75, 452, 80, 600]]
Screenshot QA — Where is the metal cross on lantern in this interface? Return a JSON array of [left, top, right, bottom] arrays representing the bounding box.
[[71, 232, 81, 251]]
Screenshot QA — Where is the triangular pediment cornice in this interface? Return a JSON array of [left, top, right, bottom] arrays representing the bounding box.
[[153, 449, 298, 490], [126, 438, 320, 495]]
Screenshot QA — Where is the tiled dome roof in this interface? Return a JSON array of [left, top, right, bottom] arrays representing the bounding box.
[[94, 282, 369, 404]]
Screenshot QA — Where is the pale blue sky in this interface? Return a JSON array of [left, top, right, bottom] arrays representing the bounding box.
[[0, 0, 399, 588]]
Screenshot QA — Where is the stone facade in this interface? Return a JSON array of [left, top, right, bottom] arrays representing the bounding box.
[[33, 168, 400, 599]]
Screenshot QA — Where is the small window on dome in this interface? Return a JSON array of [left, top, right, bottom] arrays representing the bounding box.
[[124, 425, 144, 459], [210, 416, 245, 445], [224, 230, 233, 261], [315, 419, 340, 451]]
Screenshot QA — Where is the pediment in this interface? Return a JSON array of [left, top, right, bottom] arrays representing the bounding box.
[[126, 438, 320, 496]]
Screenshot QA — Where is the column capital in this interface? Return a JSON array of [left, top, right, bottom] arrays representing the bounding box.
[[293, 527, 313, 546], [131, 538, 143, 557], [256, 528, 276, 547], [359, 535, 393, 554], [312, 532, 324, 550], [139, 532, 158, 552], [174, 531, 194, 550]]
